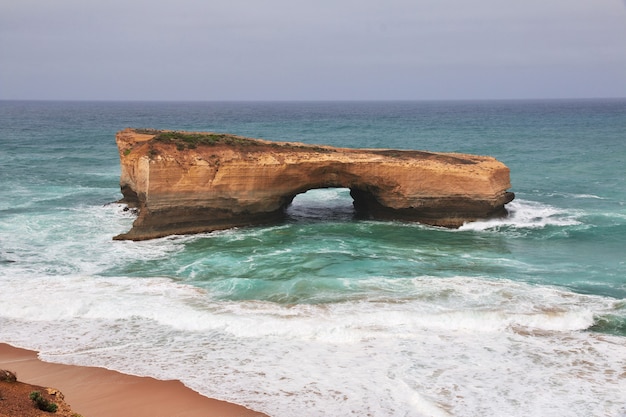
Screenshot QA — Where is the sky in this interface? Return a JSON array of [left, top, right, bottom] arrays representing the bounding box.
[[1, 0, 625, 101]]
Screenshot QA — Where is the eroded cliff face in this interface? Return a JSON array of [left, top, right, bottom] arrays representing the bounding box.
[[114, 128, 514, 240]]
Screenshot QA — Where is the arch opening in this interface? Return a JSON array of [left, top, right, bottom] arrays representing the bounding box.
[[285, 188, 356, 222]]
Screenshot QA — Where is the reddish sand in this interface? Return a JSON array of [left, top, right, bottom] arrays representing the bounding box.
[[0, 343, 268, 417]]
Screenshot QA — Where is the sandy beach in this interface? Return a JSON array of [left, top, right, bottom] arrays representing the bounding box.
[[0, 343, 268, 417]]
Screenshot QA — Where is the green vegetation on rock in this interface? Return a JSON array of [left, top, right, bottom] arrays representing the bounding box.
[[133, 129, 336, 153], [151, 131, 260, 149], [29, 391, 58, 413]]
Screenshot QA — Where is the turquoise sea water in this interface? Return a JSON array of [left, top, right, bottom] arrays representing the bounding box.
[[0, 100, 625, 416]]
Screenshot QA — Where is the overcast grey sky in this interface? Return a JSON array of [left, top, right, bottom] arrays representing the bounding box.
[[1, 0, 625, 100]]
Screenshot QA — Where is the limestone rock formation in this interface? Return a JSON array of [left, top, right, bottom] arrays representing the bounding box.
[[114, 128, 514, 240]]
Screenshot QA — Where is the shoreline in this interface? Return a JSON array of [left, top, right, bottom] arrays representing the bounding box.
[[0, 343, 268, 417]]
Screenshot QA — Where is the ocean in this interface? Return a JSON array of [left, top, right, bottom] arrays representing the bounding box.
[[0, 99, 624, 417]]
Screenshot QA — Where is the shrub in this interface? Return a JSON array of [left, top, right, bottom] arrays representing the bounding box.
[[152, 131, 260, 148], [29, 391, 58, 413]]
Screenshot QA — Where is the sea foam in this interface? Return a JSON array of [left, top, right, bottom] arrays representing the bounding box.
[[1, 274, 624, 417], [460, 199, 582, 231]]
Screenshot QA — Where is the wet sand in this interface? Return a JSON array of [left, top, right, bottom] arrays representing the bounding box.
[[0, 343, 268, 417]]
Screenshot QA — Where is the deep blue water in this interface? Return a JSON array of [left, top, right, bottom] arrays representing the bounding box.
[[1, 100, 625, 417]]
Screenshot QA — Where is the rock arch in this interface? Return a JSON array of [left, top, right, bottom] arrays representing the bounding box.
[[114, 129, 514, 240]]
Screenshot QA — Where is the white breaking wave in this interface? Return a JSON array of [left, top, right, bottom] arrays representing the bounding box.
[[460, 199, 582, 231], [570, 193, 605, 199], [1, 274, 624, 417]]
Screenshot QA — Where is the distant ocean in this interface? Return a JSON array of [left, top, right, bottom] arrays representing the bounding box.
[[1, 100, 625, 417]]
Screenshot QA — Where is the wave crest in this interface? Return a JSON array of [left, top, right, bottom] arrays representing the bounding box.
[[460, 199, 581, 231]]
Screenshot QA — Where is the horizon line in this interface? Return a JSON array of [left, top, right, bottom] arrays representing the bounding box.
[[1, 96, 625, 103]]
